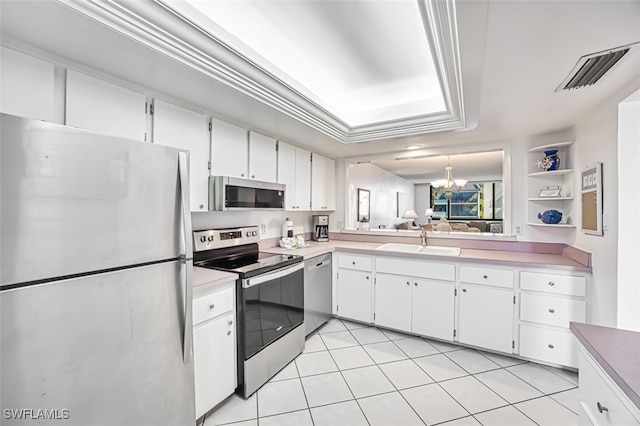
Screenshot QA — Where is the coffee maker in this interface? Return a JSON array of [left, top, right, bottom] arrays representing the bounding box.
[[312, 215, 329, 242]]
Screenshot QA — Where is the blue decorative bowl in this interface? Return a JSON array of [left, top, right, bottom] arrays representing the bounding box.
[[538, 210, 563, 224]]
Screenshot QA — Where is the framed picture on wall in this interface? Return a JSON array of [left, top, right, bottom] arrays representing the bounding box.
[[581, 162, 603, 235]]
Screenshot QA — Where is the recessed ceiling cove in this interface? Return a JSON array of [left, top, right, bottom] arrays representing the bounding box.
[[58, 0, 465, 143]]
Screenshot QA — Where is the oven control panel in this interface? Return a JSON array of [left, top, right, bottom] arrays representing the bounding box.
[[193, 226, 260, 251]]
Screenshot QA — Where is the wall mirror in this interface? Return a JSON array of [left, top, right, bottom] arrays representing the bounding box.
[[346, 149, 509, 235], [357, 188, 370, 222]]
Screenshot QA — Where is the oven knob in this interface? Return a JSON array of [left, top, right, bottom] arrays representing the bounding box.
[[200, 236, 206, 243], [246, 231, 251, 237], [252, 231, 257, 236], [207, 235, 214, 241]]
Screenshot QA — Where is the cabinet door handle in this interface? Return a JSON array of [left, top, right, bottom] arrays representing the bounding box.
[[597, 402, 608, 413], [548, 344, 554, 349], [483, 275, 488, 279], [414, 282, 418, 286], [366, 276, 369, 280], [209, 304, 215, 310], [227, 330, 231, 336], [251, 174, 255, 179], [406, 281, 410, 286], [228, 320, 233, 326], [462, 288, 467, 293], [241, 173, 245, 177], [548, 308, 555, 313], [199, 204, 204, 209], [548, 281, 555, 286], [352, 261, 356, 265]]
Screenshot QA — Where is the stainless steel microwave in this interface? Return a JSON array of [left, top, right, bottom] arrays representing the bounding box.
[[209, 176, 285, 211]]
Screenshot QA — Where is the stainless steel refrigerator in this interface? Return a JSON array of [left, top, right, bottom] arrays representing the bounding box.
[[0, 114, 196, 425]]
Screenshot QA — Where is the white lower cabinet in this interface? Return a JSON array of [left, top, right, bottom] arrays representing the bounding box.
[[374, 273, 412, 331], [458, 283, 514, 353], [336, 253, 373, 323], [412, 279, 455, 341], [332, 251, 591, 367], [193, 282, 236, 419], [518, 270, 586, 368], [578, 348, 640, 426], [373, 257, 455, 340]]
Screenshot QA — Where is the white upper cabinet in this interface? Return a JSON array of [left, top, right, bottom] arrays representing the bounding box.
[[1, 46, 55, 122], [248, 131, 277, 182], [152, 99, 211, 211], [65, 70, 146, 141], [210, 119, 248, 178], [277, 141, 311, 210], [311, 153, 336, 211]]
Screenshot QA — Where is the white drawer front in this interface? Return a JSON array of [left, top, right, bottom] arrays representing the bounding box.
[[193, 286, 234, 326], [579, 350, 640, 426], [521, 271, 586, 297], [337, 253, 372, 271], [520, 293, 586, 328], [460, 265, 513, 288], [376, 257, 455, 281], [519, 324, 579, 368]]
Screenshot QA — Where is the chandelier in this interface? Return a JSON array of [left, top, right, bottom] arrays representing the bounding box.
[[431, 156, 467, 199]]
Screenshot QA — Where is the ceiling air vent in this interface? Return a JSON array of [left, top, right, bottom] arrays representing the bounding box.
[[556, 44, 633, 92]]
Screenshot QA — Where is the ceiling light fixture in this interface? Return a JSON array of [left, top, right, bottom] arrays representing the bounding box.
[[431, 156, 467, 199], [405, 145, 422, 150]]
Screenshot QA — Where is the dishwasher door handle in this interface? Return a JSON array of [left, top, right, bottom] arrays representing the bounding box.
[[308, 261, 331, 271]]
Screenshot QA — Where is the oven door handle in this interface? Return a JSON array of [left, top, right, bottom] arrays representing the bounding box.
[[243, 262, 304, 288]]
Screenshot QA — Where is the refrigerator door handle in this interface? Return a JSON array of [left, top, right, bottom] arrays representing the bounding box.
[[179, 151, 193, 260], [178, 151, 193, 363]]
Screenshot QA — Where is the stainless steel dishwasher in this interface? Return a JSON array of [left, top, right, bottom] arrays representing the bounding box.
[[304, 253, 332, 335]]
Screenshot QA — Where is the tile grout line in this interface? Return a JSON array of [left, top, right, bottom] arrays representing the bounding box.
[[329, 318, 374, 426], [254, 318, 578, 426]]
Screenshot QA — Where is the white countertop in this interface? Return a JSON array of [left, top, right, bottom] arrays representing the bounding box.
[[193, 266, 237, 288], [261, 240, 590, 271]]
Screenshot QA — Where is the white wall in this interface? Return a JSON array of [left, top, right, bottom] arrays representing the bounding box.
[[617, 89, 640, 331], [414, 184, 432, 224], [192, 210, 316, 239], [347, 163, 415, 229], [571, 79, 640, 328]]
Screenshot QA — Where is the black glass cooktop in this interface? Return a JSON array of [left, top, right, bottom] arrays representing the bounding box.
[[194, 244, 302, 278]]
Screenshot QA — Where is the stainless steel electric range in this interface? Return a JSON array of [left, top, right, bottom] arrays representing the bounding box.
[[193, 226, 304, 397]]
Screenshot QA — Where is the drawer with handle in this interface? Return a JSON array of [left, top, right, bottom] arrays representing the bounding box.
[[578, 349, 640, 426], [337, 253, 372, 272], [519, 323, 579, 368], [521, 271, 586, 297], [460, 265, 513, 289], [520, 293, 586, 328], [193, 286, 234, 326]]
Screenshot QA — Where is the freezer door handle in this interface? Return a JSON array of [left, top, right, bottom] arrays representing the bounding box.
[[181, 258, 193, 363], [178, 151, 193, 363]]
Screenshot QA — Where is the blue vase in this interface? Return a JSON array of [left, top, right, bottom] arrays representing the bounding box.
[[538, 209, 563, 224], [543, 150, 560, 171]]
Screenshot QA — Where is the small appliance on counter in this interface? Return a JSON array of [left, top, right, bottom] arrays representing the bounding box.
[[282, 218, 293, 238], [312, 215, 329, 242]]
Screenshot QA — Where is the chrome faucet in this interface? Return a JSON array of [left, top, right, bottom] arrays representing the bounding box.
[[420, 230, 428, 247]]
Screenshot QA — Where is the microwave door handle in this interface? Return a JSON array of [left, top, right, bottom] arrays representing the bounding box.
[[178, 151, 193, 364], [243, 262, 304, 288]]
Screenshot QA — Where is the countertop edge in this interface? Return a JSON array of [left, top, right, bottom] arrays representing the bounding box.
[[570, 322, 640, 411], [193, 267, 238, 288], [261, 241, 591, 272]]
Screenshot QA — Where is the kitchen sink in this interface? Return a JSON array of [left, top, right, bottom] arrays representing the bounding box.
[[375, 243, 422, 253], [375, 243, 460, 256], [418, 246, 461, 256]]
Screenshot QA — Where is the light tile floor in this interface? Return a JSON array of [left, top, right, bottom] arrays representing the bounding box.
[[203, 318, 579, 426]]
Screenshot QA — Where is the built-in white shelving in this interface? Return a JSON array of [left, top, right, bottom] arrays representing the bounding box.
[[526, 142, 575, 228]]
